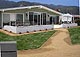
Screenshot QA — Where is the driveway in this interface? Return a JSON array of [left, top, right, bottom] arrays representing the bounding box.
[[18, 28, 80, 57]]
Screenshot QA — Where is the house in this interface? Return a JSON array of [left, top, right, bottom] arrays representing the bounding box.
[[0, 5, 77, 33], [59, 13, 73, 23], [0, 5, 62, 28], [56, 13, 77, 28]]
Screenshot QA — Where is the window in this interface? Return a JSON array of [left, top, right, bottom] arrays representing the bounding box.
[[29, 12, 33, 25], [16, 14, 23, 22], [43, 13, 46, 25], [16, 14, 23, 26], [3, 14, 10, 26], [34, 15, 38, 25]]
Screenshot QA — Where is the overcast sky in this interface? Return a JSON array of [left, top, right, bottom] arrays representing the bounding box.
[[10, 0, 79, 6]]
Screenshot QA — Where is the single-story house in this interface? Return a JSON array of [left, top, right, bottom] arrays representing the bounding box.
[[0, 5, 62, 28], [0, 5, 77, 33]]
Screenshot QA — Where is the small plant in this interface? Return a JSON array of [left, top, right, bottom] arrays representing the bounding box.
[[19, 32, 22, 34], [75, 19, 80, 26], [68, 27, 80, 44], [39, 30, 42, 31], [10, 31, 12, 33], [45, 29, 47, 30], [34, 30, 36, 32], [26, 31, 29, 33]]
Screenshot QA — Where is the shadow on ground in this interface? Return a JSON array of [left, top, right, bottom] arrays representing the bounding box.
[[18, 48, 54, 54]]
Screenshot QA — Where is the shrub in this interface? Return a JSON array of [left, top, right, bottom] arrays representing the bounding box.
[[75, 19, 80, 26]]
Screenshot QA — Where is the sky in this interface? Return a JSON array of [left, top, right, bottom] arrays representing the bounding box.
[[79, 0, 80, 7], [10, 0, 79, 6]]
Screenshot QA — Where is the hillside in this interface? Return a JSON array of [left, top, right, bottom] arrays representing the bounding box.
[[0, 0, 79, 15]]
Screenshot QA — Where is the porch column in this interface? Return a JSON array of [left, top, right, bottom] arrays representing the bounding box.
[[27, 12, 29, 26], [37, 15, 38, 25], [15, 14, 17, 26], [73, 17, 75, 23], [15, 21, 16, 26], [9, 21, 11, 26], [2, 13, 3, 28], [23, 14, 24, 26], [28, 12, 29, 21], [67, 16, 69, 23], [40, 14, 41, 25]]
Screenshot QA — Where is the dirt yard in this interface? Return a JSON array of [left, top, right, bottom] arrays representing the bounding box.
[[17, 28, 80, 57]]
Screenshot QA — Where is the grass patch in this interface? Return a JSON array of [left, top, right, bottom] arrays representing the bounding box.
[[68, 27, 80, 44], [0, 30, 55, 50]]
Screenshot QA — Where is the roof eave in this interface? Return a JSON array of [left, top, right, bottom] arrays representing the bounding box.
[[0, 5, 62, 15]]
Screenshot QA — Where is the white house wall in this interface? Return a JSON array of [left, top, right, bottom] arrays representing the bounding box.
[[62, 16, 67, 21], [67, 17, 72, 21], [60, 14, 73, 22]]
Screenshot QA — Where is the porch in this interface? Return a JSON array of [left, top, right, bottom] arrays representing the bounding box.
[[2, 11, 57, 33], [2, 11, 59, 27]]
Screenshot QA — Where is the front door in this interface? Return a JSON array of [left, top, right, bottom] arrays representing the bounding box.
[[16, 14, 23, 26]]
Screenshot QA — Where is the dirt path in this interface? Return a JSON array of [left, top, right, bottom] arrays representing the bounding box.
[[18, 28, 80, 57]]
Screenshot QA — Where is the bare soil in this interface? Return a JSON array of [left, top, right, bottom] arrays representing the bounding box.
[[18, 28, 80, 57], [1, 29, 80, 57]]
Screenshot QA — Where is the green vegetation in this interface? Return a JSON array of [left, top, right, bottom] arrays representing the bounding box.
[[0, 31, 55, 50], [68, 27, 80, 44], [75, 19, 80, 26]]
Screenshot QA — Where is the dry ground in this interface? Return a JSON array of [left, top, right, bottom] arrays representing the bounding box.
[[17, 28, 80, 57]]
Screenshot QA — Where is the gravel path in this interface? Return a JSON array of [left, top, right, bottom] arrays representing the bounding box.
[[17, 28, 80, 57]]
